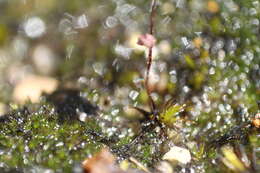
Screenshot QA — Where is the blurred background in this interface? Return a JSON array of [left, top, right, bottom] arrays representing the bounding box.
[[0, 0, 259, 111], [0, 0, 259, 171]]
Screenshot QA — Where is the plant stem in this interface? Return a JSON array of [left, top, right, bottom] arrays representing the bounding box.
[[145, 0, 157, 112]]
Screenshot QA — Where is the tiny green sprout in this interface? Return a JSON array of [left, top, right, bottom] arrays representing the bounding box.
[[193, 143, 205, 160], [159, 104, 186, 127]]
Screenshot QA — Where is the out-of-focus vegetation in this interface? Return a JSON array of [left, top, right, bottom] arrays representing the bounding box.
[[0, 0, 259, 172]]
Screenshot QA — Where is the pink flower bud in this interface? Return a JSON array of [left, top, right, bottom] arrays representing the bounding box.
[[137, 34, 156, 48]]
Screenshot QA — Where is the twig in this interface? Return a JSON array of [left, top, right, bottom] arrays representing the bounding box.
[[129, 157, 152, 173]]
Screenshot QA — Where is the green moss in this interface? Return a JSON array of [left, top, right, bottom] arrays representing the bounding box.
[[0, 110, 104, 171]]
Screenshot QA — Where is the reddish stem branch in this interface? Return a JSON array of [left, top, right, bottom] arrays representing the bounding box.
[[145, 0, 157, 111]]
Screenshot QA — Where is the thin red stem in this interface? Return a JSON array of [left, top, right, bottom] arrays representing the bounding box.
[[145, 0, 157, 112]]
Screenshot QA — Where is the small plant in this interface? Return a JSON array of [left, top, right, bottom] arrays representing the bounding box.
[[111, 1, 187, 161], [133, 0, 185, 131]]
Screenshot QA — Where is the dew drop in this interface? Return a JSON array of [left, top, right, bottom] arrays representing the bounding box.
[[116, 4, 136, 15], [24, 145, 30, 152], [151, 92, 159, 102], [169, 70, 177, 76], [78, 76, 88, 84], [129, 90, 139, 100], [93, 62, 104, 75], [43, 144, 49, 151], [249, 8, 257, 16], [183, 86, 190, 93], [227, 40, 237, 53], [114, 43, 132, 59], [176, 0, 185, 8], [59, 18, 73, 34], [12, 38, 28, 59], [105, 16, 118, 28], [232, 19, 241, 30], [209, 67, 215, 75], [78, 112, 88, 122], [181, 37, 190, 48], [55, 142, 64, 147], [111, 108, 119, 116], [250, 18, 259, 26], [161, 16, 172, 25], [73, 14, 88, 29], [133, 77, 144, 85], [23, 17, 46, 38], [93, 93, 99, 102], [66, 44, 74, 60]]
